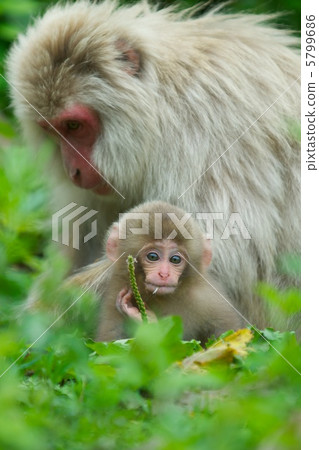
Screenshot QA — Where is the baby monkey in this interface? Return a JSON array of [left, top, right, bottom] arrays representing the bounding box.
[[71, 201, 242, 342]]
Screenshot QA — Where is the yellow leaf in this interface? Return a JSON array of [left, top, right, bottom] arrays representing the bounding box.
[[182, 329, 253, 369]]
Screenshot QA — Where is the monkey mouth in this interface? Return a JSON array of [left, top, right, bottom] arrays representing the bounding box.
[[145, 283, 177, 295]]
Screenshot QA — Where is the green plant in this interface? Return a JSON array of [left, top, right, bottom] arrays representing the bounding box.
[[127, 254, 148, 323]]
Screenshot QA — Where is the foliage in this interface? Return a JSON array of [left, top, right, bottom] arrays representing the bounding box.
[[0, 143, 51, 310], [0, 138, 301, 449], [0, 310, 301, 449]]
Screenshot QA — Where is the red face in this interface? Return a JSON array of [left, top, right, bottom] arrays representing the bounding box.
[[139, 240, 187, 295], [38, 104, 112, 195]]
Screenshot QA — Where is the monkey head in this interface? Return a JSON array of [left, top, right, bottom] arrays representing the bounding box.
[[7, 2, 144, 196], [105, 201, 212, 296]]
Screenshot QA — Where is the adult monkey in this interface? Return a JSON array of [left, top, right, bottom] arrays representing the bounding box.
[[7, 1, 300, 328]]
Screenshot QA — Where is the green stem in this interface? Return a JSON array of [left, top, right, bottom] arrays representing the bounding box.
[[127, 255, 148, 323]]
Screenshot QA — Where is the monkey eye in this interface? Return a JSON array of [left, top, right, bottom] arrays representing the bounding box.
[[146, 252, 160, 262], [65, 120, 81, 130], [170, 255, 182, 264]]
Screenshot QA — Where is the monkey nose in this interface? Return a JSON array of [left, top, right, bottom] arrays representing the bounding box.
[[70, 168, 81, 183], [159, 272, 169, 279]]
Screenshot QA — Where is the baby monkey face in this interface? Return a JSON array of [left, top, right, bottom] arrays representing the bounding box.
[[138, 240, 187, 295]]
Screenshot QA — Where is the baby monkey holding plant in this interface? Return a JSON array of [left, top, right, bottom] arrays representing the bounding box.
[[70, 202, 242, 342]]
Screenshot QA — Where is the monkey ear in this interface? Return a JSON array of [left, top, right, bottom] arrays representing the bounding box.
[[202, 239, 212, 269], [106, 223, 120, 261], [115, 39, 140, 76]]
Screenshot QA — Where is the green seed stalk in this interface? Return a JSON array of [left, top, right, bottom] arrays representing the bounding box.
[[127, 255, 148, 323]]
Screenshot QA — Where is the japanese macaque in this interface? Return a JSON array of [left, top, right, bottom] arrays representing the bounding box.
[[70, 201, 242, 342], [7, 1, 300, 329]]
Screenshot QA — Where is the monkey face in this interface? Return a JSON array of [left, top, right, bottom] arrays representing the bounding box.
[[38, 104, 112, 194], [137, 240, 187, 295]]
